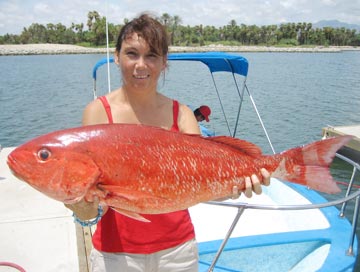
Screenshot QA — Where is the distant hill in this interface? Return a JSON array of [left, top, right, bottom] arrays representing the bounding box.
[[313, 20, 360, 32]]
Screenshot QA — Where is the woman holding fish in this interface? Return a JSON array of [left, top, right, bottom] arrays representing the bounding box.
[[65, 14, 270, 271]]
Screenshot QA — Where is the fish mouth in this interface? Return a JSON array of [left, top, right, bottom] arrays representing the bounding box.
[[7, 154, 23, 179], [7, 153, 15, 167], [7, 151, 32, 182]]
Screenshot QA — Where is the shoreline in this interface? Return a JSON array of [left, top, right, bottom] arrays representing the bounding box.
[[1, 43, 360, 56]]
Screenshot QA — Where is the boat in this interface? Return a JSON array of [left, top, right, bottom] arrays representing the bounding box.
[[322, 125, 360, 163], [89, 51, 360, 271], [1, 52, 359, 272]]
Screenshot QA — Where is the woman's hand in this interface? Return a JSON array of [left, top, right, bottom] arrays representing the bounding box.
[[231, 168, 271, 199], [65, 197, 104, 221], [243, 168, 270, 198]]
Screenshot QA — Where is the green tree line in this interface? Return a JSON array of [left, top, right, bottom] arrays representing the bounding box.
[[1, 11, 359, 47]]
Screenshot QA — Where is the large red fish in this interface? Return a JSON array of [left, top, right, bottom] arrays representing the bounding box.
[[7, 124, 351, 222]]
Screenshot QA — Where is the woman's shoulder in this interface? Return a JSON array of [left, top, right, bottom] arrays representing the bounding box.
[[159, 96, 192, 115], [178, 102, 193, 115], [85, 91, 118, 111], [84, 97, 104, 113], [82, 96, 110, 125], [177, 103, 200, 134]]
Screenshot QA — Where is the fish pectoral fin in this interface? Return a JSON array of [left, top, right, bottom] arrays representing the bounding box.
[[99, 185, 173, 219], [57, 152, 100, 193], [110, 207, 150, 223]]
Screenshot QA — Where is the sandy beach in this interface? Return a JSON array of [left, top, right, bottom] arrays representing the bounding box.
[[0, 43, 359, 55]]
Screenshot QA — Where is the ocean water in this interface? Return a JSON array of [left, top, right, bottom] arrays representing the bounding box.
[[1, 52, 359, 149], [1, 51, 360, 268]]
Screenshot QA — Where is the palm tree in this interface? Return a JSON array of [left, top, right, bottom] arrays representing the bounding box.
[[160, 13, 172, 28], [87, 11, 100, 31], [171, 15, 182, 45]]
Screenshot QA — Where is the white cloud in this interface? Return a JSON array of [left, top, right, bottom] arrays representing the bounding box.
[[321, 0, 337, 6], [33, 3, 51, 14], [0, 0, 359, 35]]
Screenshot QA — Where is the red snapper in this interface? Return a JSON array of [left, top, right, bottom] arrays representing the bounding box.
[[7, 124, 351, 222]]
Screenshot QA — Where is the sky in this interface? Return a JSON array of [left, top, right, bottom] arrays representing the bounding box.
[[0, 0, 360, 35]]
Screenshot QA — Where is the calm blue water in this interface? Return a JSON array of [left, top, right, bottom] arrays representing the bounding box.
[[1, 52, 359, 149], [1, 51, 360, 268]]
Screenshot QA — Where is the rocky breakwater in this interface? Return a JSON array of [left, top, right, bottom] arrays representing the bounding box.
[[170, 44, 360, 53], [1, 43, 359, 56], [0, 44, 110, 56]]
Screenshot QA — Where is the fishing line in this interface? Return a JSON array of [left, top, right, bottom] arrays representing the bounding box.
[[337, 181, 360, 189], [105, 0, 111, 94]]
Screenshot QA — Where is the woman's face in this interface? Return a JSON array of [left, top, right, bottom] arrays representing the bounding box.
[[115, 32, 167, 92]]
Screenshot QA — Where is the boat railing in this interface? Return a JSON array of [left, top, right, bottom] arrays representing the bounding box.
[[205, 153, 360, 271]]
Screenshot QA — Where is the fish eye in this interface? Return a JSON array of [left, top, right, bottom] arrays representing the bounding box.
[[37, 148, 51, 161]]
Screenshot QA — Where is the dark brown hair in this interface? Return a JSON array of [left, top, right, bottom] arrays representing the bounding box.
[[115, 14, 169, 56]]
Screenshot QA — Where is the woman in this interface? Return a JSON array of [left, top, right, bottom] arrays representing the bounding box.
[[66, 14, 270, 272]]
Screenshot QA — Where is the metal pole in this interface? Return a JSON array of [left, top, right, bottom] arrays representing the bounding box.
[[346, 195, 360, 256], [208, 206, 245, 271]]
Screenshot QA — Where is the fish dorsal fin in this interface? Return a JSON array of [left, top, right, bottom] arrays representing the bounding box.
[[205, 136, 263, 157]]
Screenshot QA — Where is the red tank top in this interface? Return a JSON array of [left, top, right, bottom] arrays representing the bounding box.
[[92, 96, 195, 253]]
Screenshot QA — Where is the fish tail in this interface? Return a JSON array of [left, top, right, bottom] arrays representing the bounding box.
[[272, 135, 353, 194]]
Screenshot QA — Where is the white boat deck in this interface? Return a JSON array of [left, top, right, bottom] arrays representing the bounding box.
[[190, 182, 329, 244]]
